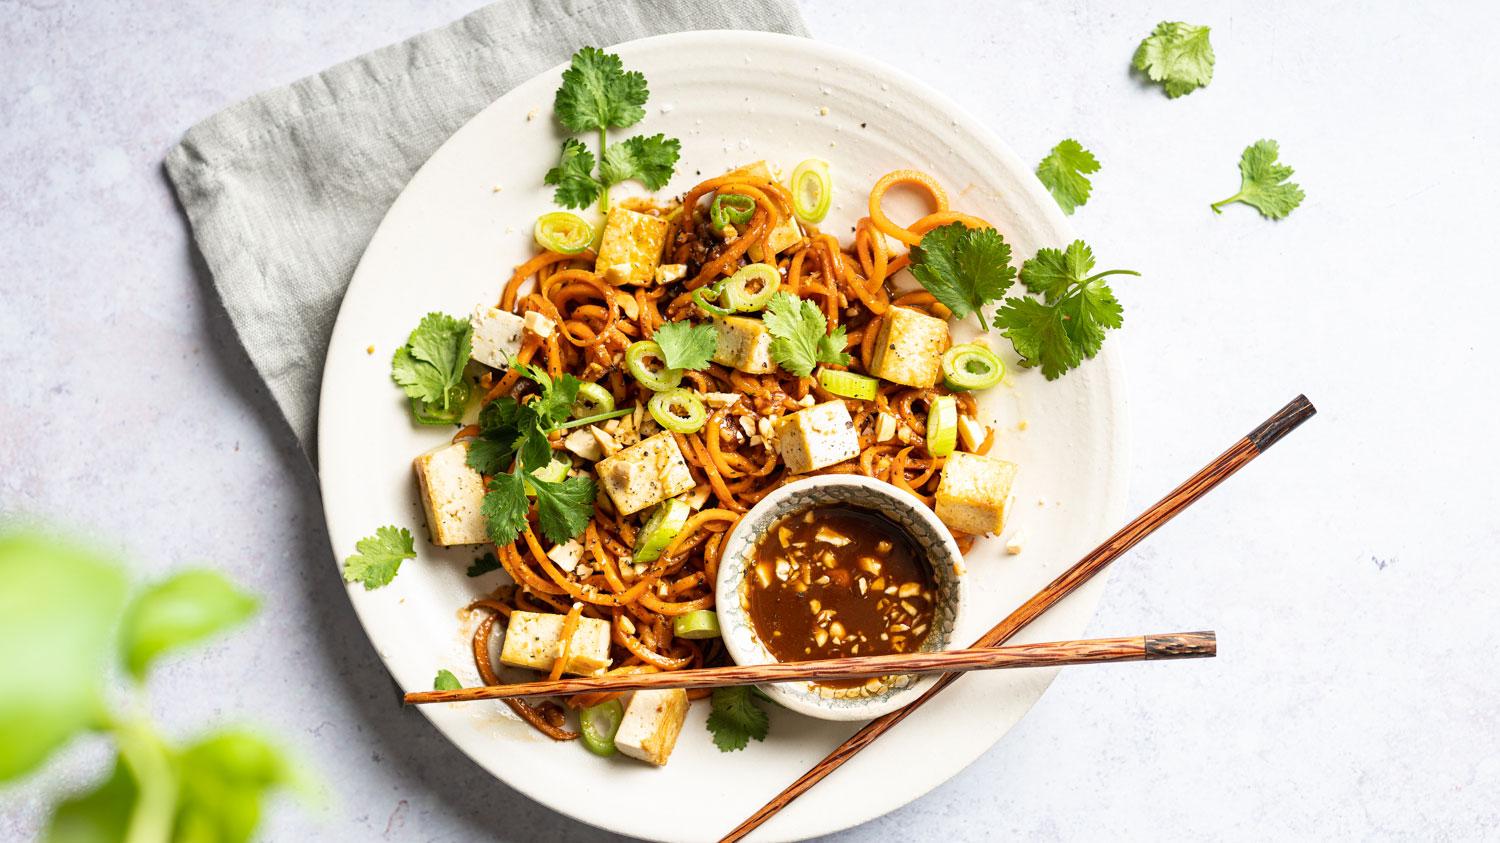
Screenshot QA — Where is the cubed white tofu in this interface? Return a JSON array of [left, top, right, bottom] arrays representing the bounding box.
[[563, 427, 604, 461], [469, 305, 526, 370], [595, 432, 696, 515], [711, 316, 775, 374], [523, 310, 556, 339], [868, 307, 949, 388], [547, 539, 585, 573], [413, 442, 488, 546], [654, 264, 687, 285], [732, 161, 805, 262], [614, 688, 689, 766], [957, 416, 989, 452], [499, 611, 612, 676], [594, 207, 669, 286], [935, 451, 1019, 536], [776, 401, 860, 474]]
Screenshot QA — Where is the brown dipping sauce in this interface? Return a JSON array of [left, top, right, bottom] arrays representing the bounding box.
[[745, 505, 936, 686]]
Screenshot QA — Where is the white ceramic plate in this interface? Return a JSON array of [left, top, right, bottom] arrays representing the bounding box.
[[318, 30, 1129, 843]]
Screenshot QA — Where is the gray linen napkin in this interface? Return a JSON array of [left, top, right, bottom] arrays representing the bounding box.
[[166, 0, 807, 460]]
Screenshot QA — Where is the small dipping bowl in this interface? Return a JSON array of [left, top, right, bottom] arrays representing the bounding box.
[[714, 474, 967, 720]]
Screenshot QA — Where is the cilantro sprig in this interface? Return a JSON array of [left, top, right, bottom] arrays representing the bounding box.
[[342, 525, 417, 590], [652, 320, 717, 371], [1132, 21, 1215, 98], [1211, 139, 1305, 219], [908, 223, 1017, 329], [544, 47, 681, 212], [996, 241, 1139, 380], [763, 292, 850, 377], [1036, 139, 1100, 215], [391, 312, 473, 425], [706, 685, 770, 752]]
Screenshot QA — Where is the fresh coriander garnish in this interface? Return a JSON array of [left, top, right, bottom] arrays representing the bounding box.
[[466, 552, 501, 577], [433, 669, 462, 691], [706, 685, 770, 752], [1211, 139, 1305, 219], [391, 312, 473, 426], [996, 240, 1139, 380], [651, 320, 717, 371], [1133, 21, 1214, 98], [908, 223, 1017, 329], [1036, 139, 1100, 215], [544, 47, 681, 212], [763, 291, 850, 377], [342, 526, 416, 590]]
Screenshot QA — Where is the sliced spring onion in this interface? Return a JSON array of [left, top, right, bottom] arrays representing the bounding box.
[[926, 395, 958, 457], [816, 368, 878, 400], [790, 159, 833, 223], [709, 193, 756, 230], [941, 344, 1005, 392], [533, 211, 593, 254], [523, 456, 571, 495], [633, 498, 691, 564], [580, 699, 624, 757], [625, 340, 683, 392], [647, 388, 707, 434], [672, 609, 722, 639], [571, 382, 616, 418], [553, 406, 634, 431], [721, 263, 781, 312], [692, 284, 734, 318], [409, 380, 472, 426]]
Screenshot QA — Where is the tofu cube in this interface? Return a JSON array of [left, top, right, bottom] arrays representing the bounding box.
[[868, 307, 949, 388], [935, 451, 1018, 536], [499, 611, 612, 676], [732, 161, 805, 262], [711, 316, 775, 374], [615, 688, 689, 766], [595, 432, 696, 515], [470, 305, 526, 370], [413, 442, 488, 546], [522, 310, 556, 339], [776, 401, 860, 474], [594, 207, 669, 286], [957, 415, 989, 452]]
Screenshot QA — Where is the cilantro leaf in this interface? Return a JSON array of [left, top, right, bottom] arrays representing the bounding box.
[[1132, 21, 1214, 98], [1036, 139, 1100, 215], [908, 223, 1017, 329], [706, 685, 769, 752], [601, 134, 682, 191], [434, 669, 462, 691], [530, 474, 597, 545], [481, 472, 530, 546], [342, 526, 416, 590], [652, 320, 717, 371], [1211, 139, 1305, 219], [466, 552, 501, 578], [526, 373, 583, 431], [391, 312, 472, 422], [995, 240, 1136, 380], [763, 292, 850, 377], [553, 46, 649, 133], [544, 138, 603, 210]]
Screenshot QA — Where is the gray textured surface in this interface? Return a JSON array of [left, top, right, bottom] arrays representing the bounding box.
[[3, 1, 1498, 840]]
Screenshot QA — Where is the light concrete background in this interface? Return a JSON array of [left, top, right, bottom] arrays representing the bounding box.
[[3, 1, 1498, 840]]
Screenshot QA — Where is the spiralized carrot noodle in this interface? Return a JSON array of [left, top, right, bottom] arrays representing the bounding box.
[[465, 165, 1006, 742]]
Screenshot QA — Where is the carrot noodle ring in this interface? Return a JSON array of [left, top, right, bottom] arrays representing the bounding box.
[[869, 169, 950, 247], [503, 250, 594, 310]]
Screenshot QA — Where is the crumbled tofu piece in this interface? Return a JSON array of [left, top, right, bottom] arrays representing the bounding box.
[[499, 611, 611, 675], [957, 415, 989, 452], [548, 539, 586, 573], [935, 452, 1019, 536], [1005, 531, 1025, 555], [469, 305, 526, 369], [594, 207, 669, 286], [595, 432, 696, 515], [868, 307, 949, 388], [614, 688, 689, 766], [874, 411, 898, 443], [702, 392, 741, 409], [732, 161, 805, 261], [564, 427, 605, 461], [654, 264, 688, 285], [590, 426, 622, 457], [413, 442, 488, 546], [522, 310, 556, 339], [776, 401, 860, 474], [711, 316, 775, 374]]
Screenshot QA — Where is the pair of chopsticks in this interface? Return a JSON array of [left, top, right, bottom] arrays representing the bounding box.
[[405, 395, 1315, 843]]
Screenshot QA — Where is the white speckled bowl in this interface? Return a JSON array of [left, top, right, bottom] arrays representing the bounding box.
[[714, 475, 967, 721]]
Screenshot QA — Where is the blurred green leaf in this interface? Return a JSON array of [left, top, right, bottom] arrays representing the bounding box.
[[120, 571, 258, 681], [45, 756, 135, 843], [173, 731, 290, 843], [45, 720, 176, 843], [0, 531, 128, 781]]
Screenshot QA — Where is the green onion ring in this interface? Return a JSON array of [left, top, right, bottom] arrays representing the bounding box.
[[941, 344, 1005, 392], [816, 368, 879, 400], [709, 193, 756, 230], [625, 341, 683, 392], [533, 211, 594, 254], [926, 394, 958, 457], [790, 159, 832, 223], [672, 609, 722, 639], [571, 382, 616, 418], [721, 263, 781, 312], [647, 388, 707, 434], [580, 699, 624, 756]]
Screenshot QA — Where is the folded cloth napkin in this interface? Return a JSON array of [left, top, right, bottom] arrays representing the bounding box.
[[166, 0, 807, 461]]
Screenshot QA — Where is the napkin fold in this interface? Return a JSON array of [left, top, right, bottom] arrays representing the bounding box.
[[166, 0, 808, 460]]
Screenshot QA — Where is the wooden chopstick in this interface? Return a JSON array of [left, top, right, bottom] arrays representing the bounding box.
[[404, 632, 1216, 704], [721, 395, 1316, 842]]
